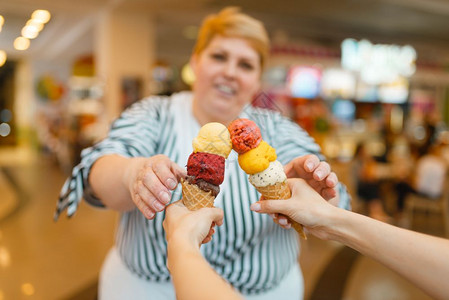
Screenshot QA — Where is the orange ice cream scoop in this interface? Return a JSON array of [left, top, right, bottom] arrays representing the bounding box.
[[228, 118, 262, 154], [238, 141, 277, 174]]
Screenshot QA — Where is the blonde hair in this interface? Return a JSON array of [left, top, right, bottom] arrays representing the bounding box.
[[193, 7, 270, 69]]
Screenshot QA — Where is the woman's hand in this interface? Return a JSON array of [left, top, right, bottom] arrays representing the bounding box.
[[163, 201, 224, 247], [125, 155, 186, 219], [284, 154, 338, 200], [251, 178, 336, 240]]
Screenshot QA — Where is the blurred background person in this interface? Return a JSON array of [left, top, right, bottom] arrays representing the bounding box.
[[395, 142, 448, 220], [413, 143, 447, 199], [353, 142, 390, 222]]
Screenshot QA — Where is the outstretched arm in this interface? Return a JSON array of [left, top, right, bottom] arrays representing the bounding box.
[[330, 210, 449, 300], [164, 201, 242, 300], [251, 178, 449, 300]]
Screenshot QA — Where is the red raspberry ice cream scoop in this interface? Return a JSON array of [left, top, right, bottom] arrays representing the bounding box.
[[186, 152, 225, 185], [228, 118, 262, 154]]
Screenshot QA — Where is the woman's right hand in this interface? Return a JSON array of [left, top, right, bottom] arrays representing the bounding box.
[[125, 155, 186, 219]]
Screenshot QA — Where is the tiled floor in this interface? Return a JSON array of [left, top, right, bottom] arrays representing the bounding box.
[[0, 147, 441, 299], [0, 151, 117, 300]]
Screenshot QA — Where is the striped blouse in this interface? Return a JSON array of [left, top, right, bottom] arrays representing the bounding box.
[[55, 91, 351, 295]]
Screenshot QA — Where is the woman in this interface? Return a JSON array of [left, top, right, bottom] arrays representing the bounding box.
[[353, 142, 389, 220], [55, 7, 350, 299]]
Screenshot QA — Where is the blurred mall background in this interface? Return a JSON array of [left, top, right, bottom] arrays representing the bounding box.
[[0, 0, 449, 299]]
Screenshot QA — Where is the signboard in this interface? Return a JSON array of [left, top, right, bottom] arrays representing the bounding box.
[[287, 66, 321, 99], [341, 38, 416, 85]]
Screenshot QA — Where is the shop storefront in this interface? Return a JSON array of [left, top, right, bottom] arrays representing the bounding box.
[[258, 38, 449, 163]]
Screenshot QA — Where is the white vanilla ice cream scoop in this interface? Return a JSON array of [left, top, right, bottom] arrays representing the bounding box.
[[249, 160, 287, 187]]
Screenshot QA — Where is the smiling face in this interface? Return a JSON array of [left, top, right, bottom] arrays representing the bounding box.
[[190, 35, 262, 125]]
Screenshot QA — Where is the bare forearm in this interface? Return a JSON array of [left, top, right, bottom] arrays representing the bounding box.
[[327, 208, 449, 300], [167, 241, 242, 300], [89, 154, 142, 211]]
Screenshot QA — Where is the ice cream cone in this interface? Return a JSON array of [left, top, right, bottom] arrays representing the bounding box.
[[255, 181, 307, 239], [181, 178, 215, 211]]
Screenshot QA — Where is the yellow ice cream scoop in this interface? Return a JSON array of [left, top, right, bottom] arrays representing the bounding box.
[[238, 141, 277, 174], [193, 122, 232, 158]]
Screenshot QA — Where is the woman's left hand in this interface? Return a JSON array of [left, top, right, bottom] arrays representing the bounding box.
[[284, 154, 338, 200], [163, 201, 224, 248]]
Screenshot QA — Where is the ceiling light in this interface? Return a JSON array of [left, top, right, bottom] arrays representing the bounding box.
[[181, 63, 195, 86], [14, 37, 30, 51], [26, 19, 44, 32], [0, 15, 4, 27], [0, 123, 10, 137], [21, 283, 35, 296], [31, 9, 51, 24], [0, 246, 10, 267], [22, 25, 39, 39], [0, 51, 6, 67]]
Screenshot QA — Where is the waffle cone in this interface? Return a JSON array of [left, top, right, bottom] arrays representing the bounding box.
[[255, 181, 307, 239], [181, 178, 215, 211]]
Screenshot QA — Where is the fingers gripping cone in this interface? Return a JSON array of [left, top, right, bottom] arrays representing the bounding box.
[[181, 178, 215, 211], [255, 182, 307, 239]]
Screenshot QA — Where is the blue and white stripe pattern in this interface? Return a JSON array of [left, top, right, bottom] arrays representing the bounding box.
[[55, 91, 351, 294]]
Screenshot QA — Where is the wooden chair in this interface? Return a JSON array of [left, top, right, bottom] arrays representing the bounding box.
[[405, 175, 449, 237]]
